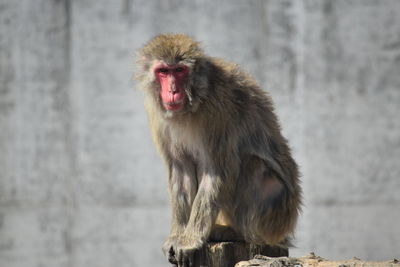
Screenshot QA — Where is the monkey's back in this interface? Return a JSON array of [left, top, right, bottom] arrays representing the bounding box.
[[203, 58, 302, 244]]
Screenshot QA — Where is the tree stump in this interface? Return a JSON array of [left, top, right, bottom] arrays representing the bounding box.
[[187, 242, 288, 267]]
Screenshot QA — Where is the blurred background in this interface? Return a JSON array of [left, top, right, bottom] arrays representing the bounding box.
[[1, 0, 399, 266]]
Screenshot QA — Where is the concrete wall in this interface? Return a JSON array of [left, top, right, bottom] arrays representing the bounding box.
[[0, 0, 399, 266]]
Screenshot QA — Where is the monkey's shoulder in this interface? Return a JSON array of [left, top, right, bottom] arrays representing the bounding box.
[[204, 58, 274, 116], [207, 57, 268, 95], [208, 57, 240, 73], [208, 58, 254, 82]]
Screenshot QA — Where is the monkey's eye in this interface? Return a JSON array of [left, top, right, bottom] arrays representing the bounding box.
[[158, 68, 168, 74], [175, 67, 185, 73]]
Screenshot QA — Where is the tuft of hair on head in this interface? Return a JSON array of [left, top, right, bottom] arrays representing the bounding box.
[[140, 33, 204, 65]]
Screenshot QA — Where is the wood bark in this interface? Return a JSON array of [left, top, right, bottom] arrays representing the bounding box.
[[189, 242, 288, 267]]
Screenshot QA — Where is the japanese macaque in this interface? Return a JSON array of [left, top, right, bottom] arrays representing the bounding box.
[[136, 34, 302, 267]]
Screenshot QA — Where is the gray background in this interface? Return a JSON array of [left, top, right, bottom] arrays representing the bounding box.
[[1, 0, 400, 266]]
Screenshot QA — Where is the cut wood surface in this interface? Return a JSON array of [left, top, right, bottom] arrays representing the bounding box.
[[235, 252, 400, 267]]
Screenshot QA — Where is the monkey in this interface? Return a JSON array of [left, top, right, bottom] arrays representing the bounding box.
[[136, 34, 302, 267]]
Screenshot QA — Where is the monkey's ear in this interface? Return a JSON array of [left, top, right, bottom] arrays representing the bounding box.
[[136, 53, 149, 66], [136, 53, 154, 74], [133, 54, 149, 82]]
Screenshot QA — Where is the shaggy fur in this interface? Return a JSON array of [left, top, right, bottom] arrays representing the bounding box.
[[136, 33, 302, 265]]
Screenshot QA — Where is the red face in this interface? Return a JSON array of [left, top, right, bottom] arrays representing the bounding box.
[[154, 62, 189, 111]]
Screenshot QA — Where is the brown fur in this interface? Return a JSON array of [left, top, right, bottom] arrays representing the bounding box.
[[136, 34, 302, 266]]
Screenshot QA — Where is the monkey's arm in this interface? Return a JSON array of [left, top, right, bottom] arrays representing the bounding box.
[[166, 166, 232, 266], [171, 172, 222, 266], [163, 160, 198, 257]]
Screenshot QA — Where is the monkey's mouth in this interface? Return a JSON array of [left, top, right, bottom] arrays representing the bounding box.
[[163, 100, 185, 111]]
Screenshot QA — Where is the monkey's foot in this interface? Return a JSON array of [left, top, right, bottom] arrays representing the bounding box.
[[164, 236, 204, 267]]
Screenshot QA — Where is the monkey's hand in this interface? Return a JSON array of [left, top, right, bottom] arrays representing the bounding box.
[[162, 236, 179, 265], [163, 235, 204, 267]]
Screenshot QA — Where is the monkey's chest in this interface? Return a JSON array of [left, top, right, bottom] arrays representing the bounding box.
[[168, 126, 208, 165]]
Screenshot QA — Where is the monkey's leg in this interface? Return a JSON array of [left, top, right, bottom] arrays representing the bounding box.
[[164, 161, 197, 265], [208, 210, 244, 242], [235, 157, 298, 246]]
